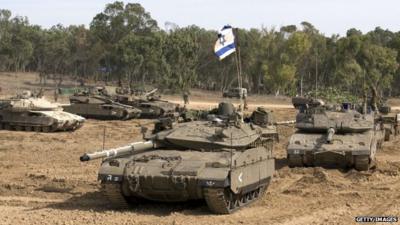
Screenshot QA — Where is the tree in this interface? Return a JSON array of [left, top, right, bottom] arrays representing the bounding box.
[[90, 1, 159, 84], [0, 4, 400, 100], [358, 43, 398, 99], [162, 27, 199, 92]]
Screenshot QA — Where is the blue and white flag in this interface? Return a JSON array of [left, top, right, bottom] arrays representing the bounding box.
[[214, 25, 236, 60]]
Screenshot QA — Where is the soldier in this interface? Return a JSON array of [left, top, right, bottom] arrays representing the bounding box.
[[243, 96, 249, 110], [242, 89, 249, 110], [37, 88, 44, 98], [183, 91, 190, 105], [54, 87, 59, 102]]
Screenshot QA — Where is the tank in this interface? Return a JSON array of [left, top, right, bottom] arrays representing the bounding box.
[[222, 88, 247, 98], [287, 97, 385, 171], [63, 94, 141, 120], [0, 91, 85, 132], [114, 89, 182, 119], [378, 105, 400, 141], [80, 103, 278, 214]]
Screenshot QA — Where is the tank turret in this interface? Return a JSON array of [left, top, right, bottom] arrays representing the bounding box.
[[294, 97, 374, 133]]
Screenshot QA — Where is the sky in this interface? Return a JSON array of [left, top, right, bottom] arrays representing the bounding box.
[[2, 0, 400, 36]]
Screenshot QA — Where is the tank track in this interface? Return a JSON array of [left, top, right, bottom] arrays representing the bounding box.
[[0, 122, 54, 132], [354, 155, 370, 171], [203, 184, 267, 214], [287, 153, 371, 171], [288, 154, 303, 168], [0, 122, 82, 132], [101, 182, 130, 209]]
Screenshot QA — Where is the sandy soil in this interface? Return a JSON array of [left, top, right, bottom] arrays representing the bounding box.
[[0, 72, 399, 225]]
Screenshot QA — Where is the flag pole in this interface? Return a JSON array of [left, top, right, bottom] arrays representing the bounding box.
[[233, 28, 244, 113]]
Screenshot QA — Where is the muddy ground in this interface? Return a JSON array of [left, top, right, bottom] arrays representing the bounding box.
[[0, 73, 399, 225]]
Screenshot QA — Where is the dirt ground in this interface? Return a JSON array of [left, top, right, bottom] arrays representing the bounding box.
[[0, 72, 400, 225]]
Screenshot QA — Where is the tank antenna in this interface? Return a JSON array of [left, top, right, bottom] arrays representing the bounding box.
[[230, 131, 233, 170], [102, 126, 106, 150], [314, 48, 318, 98]]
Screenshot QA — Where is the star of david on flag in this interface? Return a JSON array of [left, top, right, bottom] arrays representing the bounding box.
[[214, 25, 236, 60]]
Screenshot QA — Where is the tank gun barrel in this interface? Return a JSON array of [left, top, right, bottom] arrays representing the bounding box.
[[274, 120, 296, 125], [110, 100, 134, 109], [94, 95, 132, 108], [327, 128, 335, 143], [144, 88, 158, 97], [80, 140, 155, 162]]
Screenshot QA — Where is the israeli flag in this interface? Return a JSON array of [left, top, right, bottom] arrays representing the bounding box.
[[214, 25, 236, 60]]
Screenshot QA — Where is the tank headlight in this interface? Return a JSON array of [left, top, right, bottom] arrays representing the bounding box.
[[109, 160, 120, 167]]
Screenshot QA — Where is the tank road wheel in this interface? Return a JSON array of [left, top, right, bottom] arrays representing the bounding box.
[[24, 126, 33, 132], [41, 126, 51, 133], [33, 126, 41, 132], [122, 111, 130, 120], [14, 126, 23, 131], [303, 153, 314, 167], [288, 154, 304, 168], [384, 130, 391, 142], [101, 182, 130, 209], [354, 155, 370, 171], [204, 183, 268, 214], [4, 124, 11, 130], [377, 140, 383, 150], [76, 122, 83, 130], [0, 123, 3, 130]]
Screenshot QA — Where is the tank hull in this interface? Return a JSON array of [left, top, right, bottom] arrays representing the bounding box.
[[0, 110, 84, 132], [381, 113, 400, 141], [97, 145, 274, 214], [63, 103, 140, 120], [287, 130, 384, 170]]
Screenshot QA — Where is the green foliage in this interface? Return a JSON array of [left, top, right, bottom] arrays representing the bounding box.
[[161, 26, 199, 92], [0, 2, 400, 99], [286, 32, 311, 61], [307, 88, 358, 104]]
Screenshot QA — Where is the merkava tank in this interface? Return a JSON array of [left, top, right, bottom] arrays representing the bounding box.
[[80, 102, 278, 214], [377, 104, 400, 141], [0, 91, 85, 132], [287, 97, 385, 171], [63, 93, 141, 120], [113, 88, 182, 119]]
